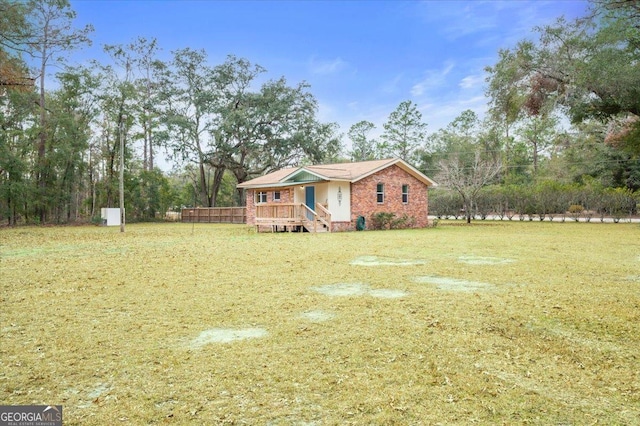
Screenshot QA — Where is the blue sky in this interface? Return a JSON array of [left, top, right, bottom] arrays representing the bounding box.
[[69, 0, 589, 154]]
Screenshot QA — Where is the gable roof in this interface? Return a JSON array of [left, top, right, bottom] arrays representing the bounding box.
[[237, 158, 437, 189]]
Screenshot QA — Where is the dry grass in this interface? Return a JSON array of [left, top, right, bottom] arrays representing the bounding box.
[[1, 221, 639, 425]]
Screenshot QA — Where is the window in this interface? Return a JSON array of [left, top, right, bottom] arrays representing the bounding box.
[[256, 191, 267, 203], [376, 183, 384, 204], [273, 191, 281, 201], [402, 184, 409, 204]]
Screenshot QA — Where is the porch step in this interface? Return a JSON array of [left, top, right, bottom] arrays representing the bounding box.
[[302, 223, 329, 233]]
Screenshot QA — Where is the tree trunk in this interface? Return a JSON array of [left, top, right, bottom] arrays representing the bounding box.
[[209, 166, 225, 207], [37, 40, 48, 223], [198, 162, 210, 207]]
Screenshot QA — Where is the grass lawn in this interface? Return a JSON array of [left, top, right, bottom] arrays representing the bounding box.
[[1, 221, 639, 425]]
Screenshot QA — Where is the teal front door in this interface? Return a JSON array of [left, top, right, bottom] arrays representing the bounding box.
[[305, 186, 315, 220]]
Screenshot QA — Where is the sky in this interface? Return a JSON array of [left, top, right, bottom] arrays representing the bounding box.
[[67, 0, 590, 163]]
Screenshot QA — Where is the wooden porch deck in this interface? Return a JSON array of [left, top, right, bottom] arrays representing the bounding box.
[[255, 203, 331, 233]]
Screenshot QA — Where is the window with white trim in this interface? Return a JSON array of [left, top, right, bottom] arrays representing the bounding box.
[[376, 183, 384, 204], [256, 191, 267, 203], [273, 191, 281, 201], [402, 184, 409, 204]]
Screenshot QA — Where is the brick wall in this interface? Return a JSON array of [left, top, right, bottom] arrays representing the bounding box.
[[351, 164, 430, 229], [246, 190, 255, 225]]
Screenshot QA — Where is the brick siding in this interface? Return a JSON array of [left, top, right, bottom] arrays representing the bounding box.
[[350, 164, 429, 229]]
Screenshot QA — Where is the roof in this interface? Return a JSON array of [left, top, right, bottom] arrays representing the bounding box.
[[237, 158, 437, 189]]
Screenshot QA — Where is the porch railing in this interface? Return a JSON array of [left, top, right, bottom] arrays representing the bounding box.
[[255, 203, 301, 226], [254, 202, 331, 232], [315, 203, 332, 231]]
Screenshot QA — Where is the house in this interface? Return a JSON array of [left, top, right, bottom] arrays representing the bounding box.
[[237, 158, 437, 232]]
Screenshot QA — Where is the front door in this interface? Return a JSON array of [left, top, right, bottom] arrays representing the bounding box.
[[305, 186, 315, 220]]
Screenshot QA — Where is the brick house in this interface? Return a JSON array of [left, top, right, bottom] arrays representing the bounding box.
[[236, 158, 437, 232]]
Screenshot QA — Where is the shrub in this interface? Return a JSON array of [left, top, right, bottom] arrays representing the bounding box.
[[569, 204, 583, 221], [391, 214, 416, 229], [370, 212, 396, 230], [370, 212, 416, 230]]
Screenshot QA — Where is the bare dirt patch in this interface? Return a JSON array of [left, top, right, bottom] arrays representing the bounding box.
[[311, 283, 408, 298], [413, 275, 495, 291], [310, 282, 370, 296], [350, 255, 425, 266], [458, 255, 515, 265], [190, 328, 268, 347], [368, 289, 409, 298], [299, 311, 336, 322]]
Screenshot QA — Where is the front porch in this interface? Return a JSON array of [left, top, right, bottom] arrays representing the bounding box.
[[255, 203, 332, 233]]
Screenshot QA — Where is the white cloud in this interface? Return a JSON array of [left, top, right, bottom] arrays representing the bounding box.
[[459, 74, 485, 90], [417, 1, 499, 40], [308, 56, 348, 75], [411, 62, 455, 97]]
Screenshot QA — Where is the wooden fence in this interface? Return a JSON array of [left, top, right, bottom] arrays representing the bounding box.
[[181, 207, 246, 224]]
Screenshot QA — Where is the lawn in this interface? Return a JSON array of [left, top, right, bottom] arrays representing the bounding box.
[[1, 222, 639, 425]]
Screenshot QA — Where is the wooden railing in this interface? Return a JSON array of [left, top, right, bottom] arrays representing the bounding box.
[[315, 203, 332, 231], [300, 203, 318, 232], [254, 202, 331, 232], [255, 203, 301, 226]]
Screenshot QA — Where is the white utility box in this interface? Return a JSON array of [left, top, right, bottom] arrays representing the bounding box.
[[101, 208, 122, 226]]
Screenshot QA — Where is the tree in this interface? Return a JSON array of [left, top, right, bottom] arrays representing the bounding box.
[[497, 2, 640, 153], [436, 150, 502, 223], [92, 44, 137, 212], [485, 49, 525, 143], [485, 49, 527, 178], [46, 69, 98, 222], [0, 1, 33, 224], [348, 120, 377, 161], [416, 110, 482, 177], [211, 56, 341, 204], [380, 100, 427, 160], [0, 1, 33, 90], [155, 48, 219, 207], [0, 89, 34, 225], [127, 37, 161, 171], [25, 0, 93, 222], [517, 114, 558, 174], [433, 113, 502, 223]]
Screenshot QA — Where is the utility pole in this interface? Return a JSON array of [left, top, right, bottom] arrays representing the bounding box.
[[119, 115, 126, 233]]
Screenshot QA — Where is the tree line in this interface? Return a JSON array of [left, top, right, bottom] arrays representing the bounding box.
[[431, 181, 637, 222], [1, 0, 638, 225]]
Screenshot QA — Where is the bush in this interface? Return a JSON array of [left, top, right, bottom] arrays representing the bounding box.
[[370, 212, 396, 230], [569, 204, 583, 221], [369, 212, 416, 230], [391, 214, 416, 229]]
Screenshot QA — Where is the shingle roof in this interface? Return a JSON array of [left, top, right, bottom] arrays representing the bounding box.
[[237, 158, 436, 188], [303, 158, 396, 180]]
